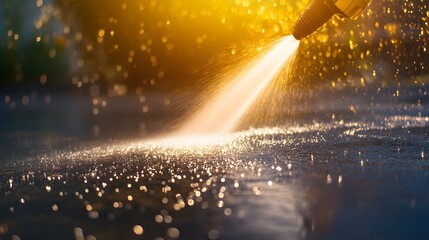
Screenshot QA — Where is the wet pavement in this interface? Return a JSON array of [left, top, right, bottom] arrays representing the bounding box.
[[1, 86, 429, 240]]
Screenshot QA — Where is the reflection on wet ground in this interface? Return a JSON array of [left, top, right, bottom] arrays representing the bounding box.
[[1, 87, 429, 239]]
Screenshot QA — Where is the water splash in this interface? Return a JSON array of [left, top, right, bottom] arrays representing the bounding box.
[[176, 35, 300, 136]]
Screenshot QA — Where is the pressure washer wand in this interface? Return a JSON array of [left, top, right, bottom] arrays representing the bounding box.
[[293, 0, 372, 40]]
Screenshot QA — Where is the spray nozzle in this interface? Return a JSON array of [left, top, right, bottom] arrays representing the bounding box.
[[292, 0, 371, 40]]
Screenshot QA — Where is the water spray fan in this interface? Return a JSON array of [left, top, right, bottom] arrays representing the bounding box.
[[293, 0, 372, 40]]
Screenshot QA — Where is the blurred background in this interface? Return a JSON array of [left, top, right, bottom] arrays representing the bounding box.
[[1, 0, 429, 153], [2, 0, 428, 90]]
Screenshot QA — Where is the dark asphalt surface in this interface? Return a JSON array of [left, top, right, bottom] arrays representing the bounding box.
[[1, 85, 429, 240]]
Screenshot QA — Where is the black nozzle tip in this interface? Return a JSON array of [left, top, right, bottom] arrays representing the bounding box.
[[293, 0, 337, 40], [292, 31, 303, 41]]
